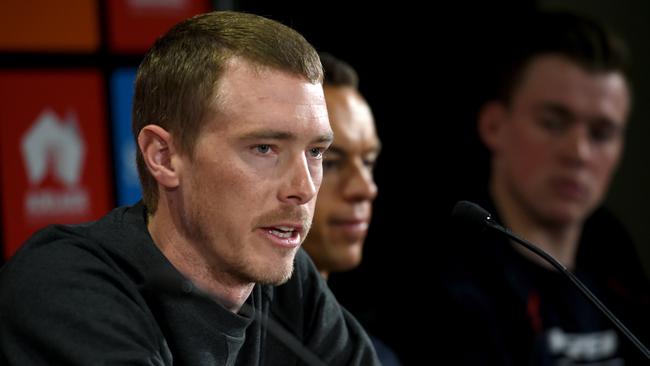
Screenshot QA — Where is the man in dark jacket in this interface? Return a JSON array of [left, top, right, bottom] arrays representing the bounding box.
[[0, 11, 379, 365]]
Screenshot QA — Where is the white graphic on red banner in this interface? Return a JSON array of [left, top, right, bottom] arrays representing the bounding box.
[[21, 109, 89, 218]]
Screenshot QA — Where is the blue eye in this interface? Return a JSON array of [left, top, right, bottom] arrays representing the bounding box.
[[256, 145, 271, 154], [309, 148, 323, 159]]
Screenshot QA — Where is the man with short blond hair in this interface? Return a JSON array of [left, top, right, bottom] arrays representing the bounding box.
[[0, 11, 379, 365]]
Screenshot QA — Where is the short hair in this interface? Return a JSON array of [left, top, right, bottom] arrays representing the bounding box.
[[319, 52, 359, 89], [133, 11, 322, 213], [494, 10, 629, 104]]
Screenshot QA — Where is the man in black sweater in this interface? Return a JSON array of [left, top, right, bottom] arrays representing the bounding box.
[[0, 11, 379, 365]]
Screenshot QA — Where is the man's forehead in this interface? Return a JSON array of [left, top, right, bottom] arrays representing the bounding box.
[[217, 58, 324, 103]]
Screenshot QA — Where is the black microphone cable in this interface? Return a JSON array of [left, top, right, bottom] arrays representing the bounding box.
[[452, 200, 650, 360], [239, 300, 327, 366]]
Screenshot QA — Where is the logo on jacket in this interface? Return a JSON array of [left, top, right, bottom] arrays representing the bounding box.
[[546, 327, 620, 363]]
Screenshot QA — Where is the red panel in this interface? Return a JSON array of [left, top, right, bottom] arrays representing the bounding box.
[[107, 0, 210, 54], [0, 71, 113, 259], [0, 0, 99, 52]]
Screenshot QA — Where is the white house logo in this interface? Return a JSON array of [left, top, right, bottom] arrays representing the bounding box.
[[21, 109, 89, 218]]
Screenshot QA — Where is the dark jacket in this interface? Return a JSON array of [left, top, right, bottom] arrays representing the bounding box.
[[436, 198, 650, 365], [0, 203, 379, 365]]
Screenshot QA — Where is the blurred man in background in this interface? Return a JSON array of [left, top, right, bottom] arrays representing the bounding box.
[[302, 52, 401, 365], [439, 10, 650, 365], [302, 53, 380, 279]]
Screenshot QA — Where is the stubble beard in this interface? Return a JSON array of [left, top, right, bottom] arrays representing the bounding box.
[[183, 189, 305, 287]]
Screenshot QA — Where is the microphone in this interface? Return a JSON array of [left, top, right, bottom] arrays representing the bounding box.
[[452, 200, 650, 360]]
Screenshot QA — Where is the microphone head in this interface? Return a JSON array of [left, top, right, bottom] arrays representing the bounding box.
[[451, 200, 493, 228]]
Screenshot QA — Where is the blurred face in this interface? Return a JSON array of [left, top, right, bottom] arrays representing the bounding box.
[[487, 55, 629, 226], [302, 86, 380, 275], [178, 59, 332, 285]]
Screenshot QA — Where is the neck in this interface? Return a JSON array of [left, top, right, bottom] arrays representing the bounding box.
[[490, 180, 581, 270], [147, 197, 254, 313]]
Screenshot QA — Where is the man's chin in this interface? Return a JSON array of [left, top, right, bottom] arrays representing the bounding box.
[[255, 263, 295, 286], [541, 202, 591, 226]]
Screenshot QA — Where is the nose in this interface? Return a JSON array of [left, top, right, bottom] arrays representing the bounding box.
[[279, 154, 318, 205], [341, 160, 378, 202], [560, 124, 592, 166]]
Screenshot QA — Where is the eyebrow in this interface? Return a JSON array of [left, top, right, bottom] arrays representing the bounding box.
[[540, 102, 619, 127], [240, 130, 334, 144], [539, 103, 573, 119]]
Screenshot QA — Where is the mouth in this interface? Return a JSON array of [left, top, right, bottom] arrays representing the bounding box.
[[329, 218, 369, 238], [258, 224, 304, 248], [551, 178, 589, 202]]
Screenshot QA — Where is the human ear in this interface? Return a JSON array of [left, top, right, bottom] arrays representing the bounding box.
[[478, 100, 507, 153], [137, 125, 180, 189]]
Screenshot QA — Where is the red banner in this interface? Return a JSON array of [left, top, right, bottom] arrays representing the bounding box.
[[0, 70, 113, 259], [107, 0, 210, 54], [0, 0, 99, 52]]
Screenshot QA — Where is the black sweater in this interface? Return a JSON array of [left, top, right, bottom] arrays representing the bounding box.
[[0, 203, 379, 365]]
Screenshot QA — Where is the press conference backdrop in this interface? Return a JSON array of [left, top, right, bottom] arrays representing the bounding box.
[[0, 0, 210, 259], [0, 0, 648, 282]]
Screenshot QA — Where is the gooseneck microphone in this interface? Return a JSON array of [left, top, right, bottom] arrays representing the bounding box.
[[452, 200, 650, 360]]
